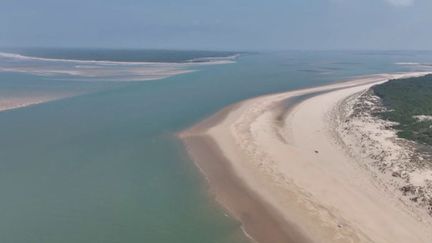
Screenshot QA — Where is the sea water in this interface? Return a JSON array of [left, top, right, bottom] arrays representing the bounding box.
[[0, 50, 431, 243]]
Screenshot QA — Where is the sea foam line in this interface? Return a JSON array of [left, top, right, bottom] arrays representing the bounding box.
[[0, 52, 238, 66]]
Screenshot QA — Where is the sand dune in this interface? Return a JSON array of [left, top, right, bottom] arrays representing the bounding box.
[[180, 72, 432, 243]]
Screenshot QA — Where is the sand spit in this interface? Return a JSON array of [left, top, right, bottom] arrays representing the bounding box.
[[0, 52, 236, 81], [180, 72, 432, 243], [0, 94, 74, 112]]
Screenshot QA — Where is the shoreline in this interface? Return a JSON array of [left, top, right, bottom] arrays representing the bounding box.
[[181, 101, 314, 243], [179, 72, 432, 243], [335, 80, 432, 217]]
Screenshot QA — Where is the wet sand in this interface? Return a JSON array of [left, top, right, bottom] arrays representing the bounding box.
[[181, 102, 313, 243], [179, 72, 432, 243]]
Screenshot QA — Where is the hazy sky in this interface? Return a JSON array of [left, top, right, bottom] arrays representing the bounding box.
[[1, 0, 431, 50]]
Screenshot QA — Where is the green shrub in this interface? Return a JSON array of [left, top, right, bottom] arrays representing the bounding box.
[[373, 74, 432, 146]]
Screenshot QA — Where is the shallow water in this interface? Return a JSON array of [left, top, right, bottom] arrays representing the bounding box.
[[0, 50, 431, 242]]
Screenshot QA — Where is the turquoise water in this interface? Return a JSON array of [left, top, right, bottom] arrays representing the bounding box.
[[0, 51, 432, 243]]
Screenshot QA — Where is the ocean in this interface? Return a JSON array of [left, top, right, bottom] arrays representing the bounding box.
[[0, 49, 431, 243]]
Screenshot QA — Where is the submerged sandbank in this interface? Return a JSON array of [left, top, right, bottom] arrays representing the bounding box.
[[0, 94, 74, 112]]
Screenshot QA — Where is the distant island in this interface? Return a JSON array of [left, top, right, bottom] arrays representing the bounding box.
[[5, 48, 241, 63]]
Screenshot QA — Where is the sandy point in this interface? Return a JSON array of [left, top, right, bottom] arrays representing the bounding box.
[[179, 72, 432, 243]]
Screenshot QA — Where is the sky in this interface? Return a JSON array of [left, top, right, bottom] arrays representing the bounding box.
[[0, 0, 431, 50]]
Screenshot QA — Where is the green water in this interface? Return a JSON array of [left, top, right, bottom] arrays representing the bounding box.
[[0, 51, 432, 242]]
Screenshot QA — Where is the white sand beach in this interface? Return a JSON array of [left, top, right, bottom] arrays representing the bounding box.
[[180, 72, 432, 243]]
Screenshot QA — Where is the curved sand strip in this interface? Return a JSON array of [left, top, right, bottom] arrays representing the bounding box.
[[0, 94, 73, 112], [180, 72, 432, 243]]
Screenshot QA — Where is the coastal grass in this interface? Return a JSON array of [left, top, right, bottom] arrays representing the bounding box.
[[373, 74, 432, 145]]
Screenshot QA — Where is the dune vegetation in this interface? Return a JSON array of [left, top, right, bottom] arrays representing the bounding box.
[[373, 74, 432, 146]]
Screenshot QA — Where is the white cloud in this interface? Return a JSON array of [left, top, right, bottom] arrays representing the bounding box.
[[384, 0, 415, 6]]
